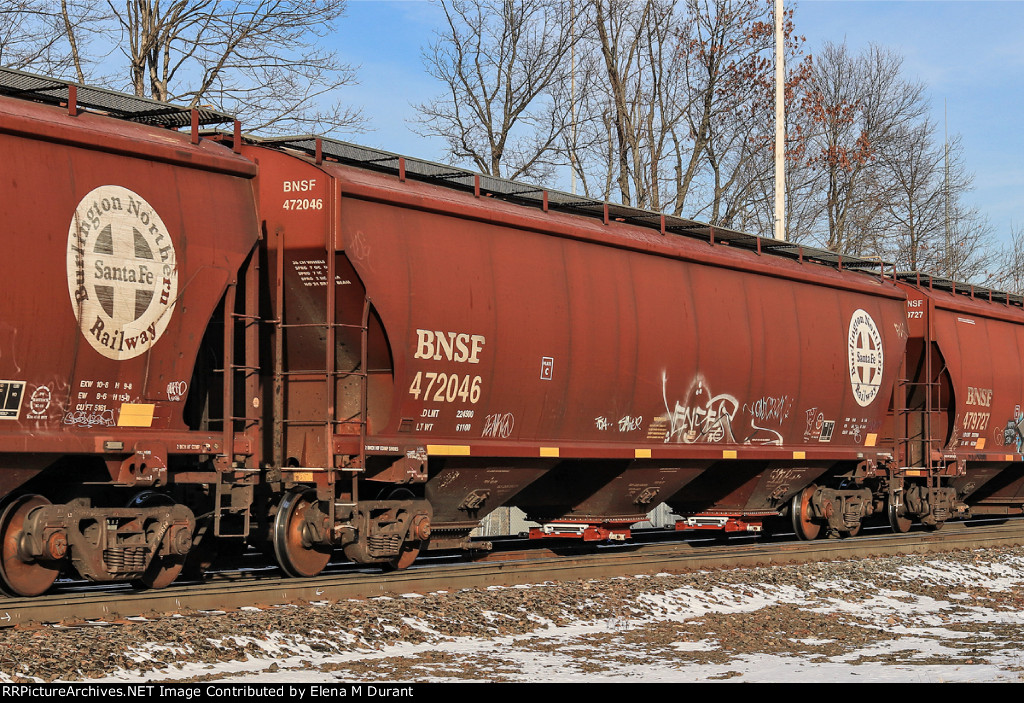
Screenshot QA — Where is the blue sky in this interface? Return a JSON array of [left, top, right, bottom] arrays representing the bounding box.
[[332, 0, 1024, 244]]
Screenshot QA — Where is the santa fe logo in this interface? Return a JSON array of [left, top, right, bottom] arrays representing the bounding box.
[[67, 186, 178, 361], [848, 308, 883, 407]]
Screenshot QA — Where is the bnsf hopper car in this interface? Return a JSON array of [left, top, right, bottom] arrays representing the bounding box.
[[0, 69, 1020, 596], [892, 278, 1024, 523]]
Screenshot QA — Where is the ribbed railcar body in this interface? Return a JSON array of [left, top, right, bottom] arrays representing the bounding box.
[[5, 66, 1016, 596], [895, 279, 1024, 519], [0, 89, 260, 594], [248, 141, 910, 539], [0, 95, 259, 482]]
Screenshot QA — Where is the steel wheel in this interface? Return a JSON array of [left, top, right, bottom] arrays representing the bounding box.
[[887, 496, 913, 533], [273, 490, 332, 578], [0, 495, 59, 597], [790, 485, 821, 541], [135, 551, 186, 589], [387, 541, 422, 571], [380, 488, 425, 571], [129, 492, 187, 590], [842, 521, 862, 538]]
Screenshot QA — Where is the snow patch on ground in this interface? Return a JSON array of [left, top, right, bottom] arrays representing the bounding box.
[[7, 549, 1024, 683]]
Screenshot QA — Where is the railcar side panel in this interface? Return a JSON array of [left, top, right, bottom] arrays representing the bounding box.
[[908, 285, 1024, 512], [331, 182, 907, 454], [248, 153, 909, 532], [0, 97, 259, 493]]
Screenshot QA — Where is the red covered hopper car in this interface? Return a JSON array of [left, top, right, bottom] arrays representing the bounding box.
[[0, 69, 1020, 596]]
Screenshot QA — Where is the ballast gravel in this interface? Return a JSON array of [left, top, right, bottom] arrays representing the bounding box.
[[3, 546, 1024, 682]]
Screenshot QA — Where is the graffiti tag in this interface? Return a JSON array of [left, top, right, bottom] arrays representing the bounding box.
[[63, 409, 115, 428], [481, 412, 515, 439], [661, 372, 738, 444], [618, 415, 643, 432], [743, 395, 791, 424]]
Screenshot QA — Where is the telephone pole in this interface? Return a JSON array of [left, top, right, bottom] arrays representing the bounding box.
[[774, 0, 786, 241]]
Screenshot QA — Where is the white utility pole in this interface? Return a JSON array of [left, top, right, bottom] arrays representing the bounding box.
[[774, 0, 786, 241], [570, 0, 577, 195], [944, 99, 951, 276]]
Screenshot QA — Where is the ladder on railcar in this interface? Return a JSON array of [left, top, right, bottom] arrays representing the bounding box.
[[211, 245, 263, 538], [894, 306, 950, 509], [271, 229, 369, 527], [896, 372, 944, 469]]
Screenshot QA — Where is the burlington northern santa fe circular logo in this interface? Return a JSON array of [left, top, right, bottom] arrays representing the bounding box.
[[66, 186, 178, 361], [848, 309, 883, 407]]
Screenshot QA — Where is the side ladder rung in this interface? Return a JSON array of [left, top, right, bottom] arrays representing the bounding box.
[[276, 370, 367, 378], [279, 322, 368, 331]]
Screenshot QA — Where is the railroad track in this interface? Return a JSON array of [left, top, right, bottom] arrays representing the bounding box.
[[3, 520, 1024, 628]]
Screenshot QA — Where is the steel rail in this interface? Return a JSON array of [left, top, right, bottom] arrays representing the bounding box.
[[2, 521, 1023, 628]]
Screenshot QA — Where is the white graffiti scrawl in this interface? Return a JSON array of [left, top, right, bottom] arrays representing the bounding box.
[[661, 372, 739, 443], [481, 412, 515, 439], [741, 394, 791, 445], [660, 373, 787, 445], [618, 415, 643, 432], [743, 395, 791, 424]]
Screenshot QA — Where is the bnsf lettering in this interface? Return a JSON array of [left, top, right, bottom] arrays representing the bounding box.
[[966, 386, 993, 407], [283, 179, 317, 192], [415, 329, 485, 364], [408, 372, 482, 404]]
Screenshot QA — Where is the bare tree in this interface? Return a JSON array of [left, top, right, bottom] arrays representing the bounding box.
[[414, 0, 577, 181], [873, 120, 967, 273], [801, 42, 929, 255], [557, 0, 689, 209], [560, 0, 810, 223], [989, 225, 1024, 295], [556, 37, 609, 198], [731, 46, 823, 245], [0, 1, 78, 73], [729, 109, 821, 242], [679, 0, 811, 226], [938, 202, 997, 283], [112, 1, 364, 133], [5, 1, 363, 135], [866, 118, 997, 283], [590, 0, 685, 208]]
